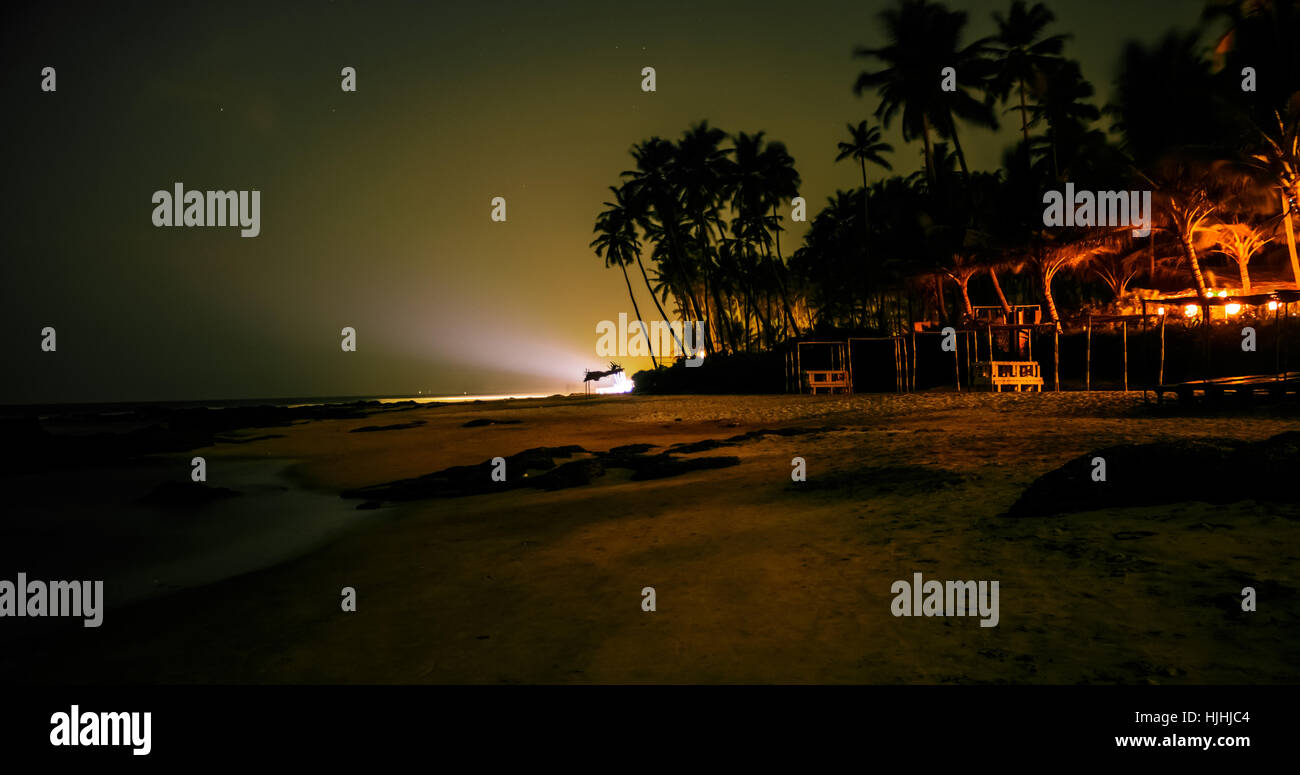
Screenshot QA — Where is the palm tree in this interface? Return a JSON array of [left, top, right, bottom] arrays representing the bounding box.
[[591, 187, 658, 368], [1089, 248, 1144, 301], [940, 252, 982, 320], [1213, 222, 1272, 291], [1250, 111, 1300, 287], [1139, 158, 1252, 299], [759, 138, 803, 337], [836, 121, 894, 326], [614, 182, 686, 357], [1027, 59, 1101, 179], [989, 1, 1068, 149], [675, 121, 733, 353], [836, 121, 895, 198], [853, 0, 997, 184], [622, 138, 706, 326]]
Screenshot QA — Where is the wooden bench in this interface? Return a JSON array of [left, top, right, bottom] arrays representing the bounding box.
[[973, 361, 1043, 392], [803, 370, 849, 395]]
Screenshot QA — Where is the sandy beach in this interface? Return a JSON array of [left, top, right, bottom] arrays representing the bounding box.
[[1, 391, 1296, 684]]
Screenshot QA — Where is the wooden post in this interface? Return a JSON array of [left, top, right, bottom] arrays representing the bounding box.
[[967, 330, 975, 386], [1085, 315, 1092, 391], [987, 325, 994, 363], [910, 331, 917, 392], [1158, 314, 1166, 387], [1275, 302, 1282, 380], [897, 337, 905, 393], [954, 334, 962, 392], [1122, 320, 1129, 392], [845, 340, 854, 395], [1053, 325, 1060, 391], [1141, 306, 1149, 403], [795, 343, 802, 394]]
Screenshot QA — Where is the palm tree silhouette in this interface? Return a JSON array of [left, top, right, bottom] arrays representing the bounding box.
[[592, 186, 659, 368], [622, 138, 706, 327], [854, 0, 997, 184], [758, 139, 803, 337], [989, 1, 1068, 151]]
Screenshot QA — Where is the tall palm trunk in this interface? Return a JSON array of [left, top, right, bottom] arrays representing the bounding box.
[[659, 209, 707, 327], [1282, 189, 1300, 288], [946, 115, 971, 178], [957, 275, 974, 319], [921, 115, 937, 188], [989, 266, 1013, 318], [634, 254, 684, 359], [1018, 80, 1030, 147], [1179, 230, 1209, 299], [1041, 265, 1061, 324], [770, 203, 800, 337], [1237, 260, 1252, 292], [619, 261, 658, 368]]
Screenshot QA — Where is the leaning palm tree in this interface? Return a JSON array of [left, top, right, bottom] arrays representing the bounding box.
[[940, 252, 982, 320], [1031, 228, 1127, 323], [989, 1, 1069, 149], [1250, 111, 1300, 287], [1213, 222, 1272, 292], [1137, 158, 1243, 299], [592, 188, 658, 368], [853, 0, 997, 184]]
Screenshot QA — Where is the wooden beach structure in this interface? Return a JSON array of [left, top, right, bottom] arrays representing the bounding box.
[[1140, 288, 1300, 404]]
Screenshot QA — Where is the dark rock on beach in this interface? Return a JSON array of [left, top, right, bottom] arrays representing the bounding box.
[[1006, 431, 1300, 517]]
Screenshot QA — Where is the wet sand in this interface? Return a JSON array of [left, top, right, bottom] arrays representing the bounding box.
[[4, 392, 1299, 684]]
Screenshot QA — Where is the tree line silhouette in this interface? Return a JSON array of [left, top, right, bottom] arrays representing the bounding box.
[[593, 0, 1300, 360]]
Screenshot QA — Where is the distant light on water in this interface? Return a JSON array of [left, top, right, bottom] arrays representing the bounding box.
[[379, 393, 553, 404]]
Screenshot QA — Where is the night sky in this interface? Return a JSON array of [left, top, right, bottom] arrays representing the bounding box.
[[1, 0, 1202, 404]]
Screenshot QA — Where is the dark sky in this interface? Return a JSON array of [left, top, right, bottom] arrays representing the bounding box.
[[1, 0, 1204, 404]]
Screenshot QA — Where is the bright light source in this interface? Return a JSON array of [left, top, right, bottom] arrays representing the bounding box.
[[1184, 304, 1199, 317], [1269, 300, 1280, 311], [1226, 303, 1241, 315], [1157, 307, 1165, 316], [1217, 290, 1228, 298], [595, 372, 634, 394]]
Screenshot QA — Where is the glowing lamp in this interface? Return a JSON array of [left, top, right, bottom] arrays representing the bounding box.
[[1156, 307, 1165, 316], [1184, 304, 1199, 317], [1217, 290, 1228, 298], [1226, 303, 1241, 315], [1269, 301, 1279, 311]]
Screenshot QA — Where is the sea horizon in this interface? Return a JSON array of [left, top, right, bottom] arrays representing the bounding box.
[[0, 391, 569, 415]]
